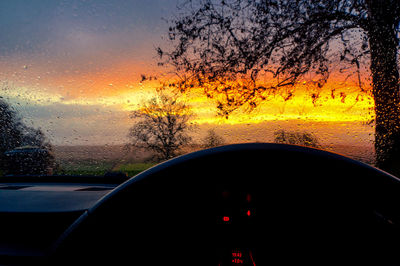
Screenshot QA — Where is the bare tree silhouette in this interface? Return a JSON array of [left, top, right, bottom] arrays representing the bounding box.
[[202, 129, 225, 148], [128, 93, 194, 161], [159, 0, 400, 175]]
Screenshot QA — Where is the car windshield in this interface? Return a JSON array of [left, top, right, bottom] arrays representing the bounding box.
[[0, 0, 398, 178]]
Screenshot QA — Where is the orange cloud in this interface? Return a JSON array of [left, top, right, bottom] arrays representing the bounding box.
[[1, 50, 373, 127]]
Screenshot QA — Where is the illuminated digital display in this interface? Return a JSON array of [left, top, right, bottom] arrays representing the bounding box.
[[232, 251, 244, 264]]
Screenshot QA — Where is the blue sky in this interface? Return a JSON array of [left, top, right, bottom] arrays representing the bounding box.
[[0, 0, 175, 54]]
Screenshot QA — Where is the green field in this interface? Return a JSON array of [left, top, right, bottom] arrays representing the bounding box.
[[116, 163, 156, 177], [57, 160, 115, 176], [57, 160, 155, 177]]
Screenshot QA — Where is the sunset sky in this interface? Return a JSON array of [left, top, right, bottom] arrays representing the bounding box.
[[0, 0, 374, 148]]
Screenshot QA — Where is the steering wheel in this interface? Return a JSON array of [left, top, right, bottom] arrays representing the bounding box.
[[51, 143, 400, 265]]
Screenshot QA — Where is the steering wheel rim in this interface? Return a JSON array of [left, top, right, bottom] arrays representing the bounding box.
[[51, 143, 400, 266]]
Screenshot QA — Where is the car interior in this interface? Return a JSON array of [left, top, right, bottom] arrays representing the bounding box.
[[1, 143, 400, 265]]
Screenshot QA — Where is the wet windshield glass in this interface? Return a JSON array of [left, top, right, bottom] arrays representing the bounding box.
[[0, 0, 398, 177]]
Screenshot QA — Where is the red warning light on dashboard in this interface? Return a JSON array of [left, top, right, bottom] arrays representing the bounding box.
[[223, 216, 230, 222], [246, 194, 252, 202]]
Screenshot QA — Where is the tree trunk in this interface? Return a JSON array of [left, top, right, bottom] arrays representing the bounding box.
[[367, 0, 400, 176]]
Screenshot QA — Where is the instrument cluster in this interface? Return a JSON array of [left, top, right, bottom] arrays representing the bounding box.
[[217, 187, 258, 266]]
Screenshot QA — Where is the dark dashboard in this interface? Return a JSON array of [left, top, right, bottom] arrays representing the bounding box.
[[0, 182, 117, 265], [1, 143, 400, 266]]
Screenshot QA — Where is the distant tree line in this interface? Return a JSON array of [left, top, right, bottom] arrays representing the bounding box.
[[0, 99, 55, 175], [127, 92, 326, 161], [274, 130, 321, 148]]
